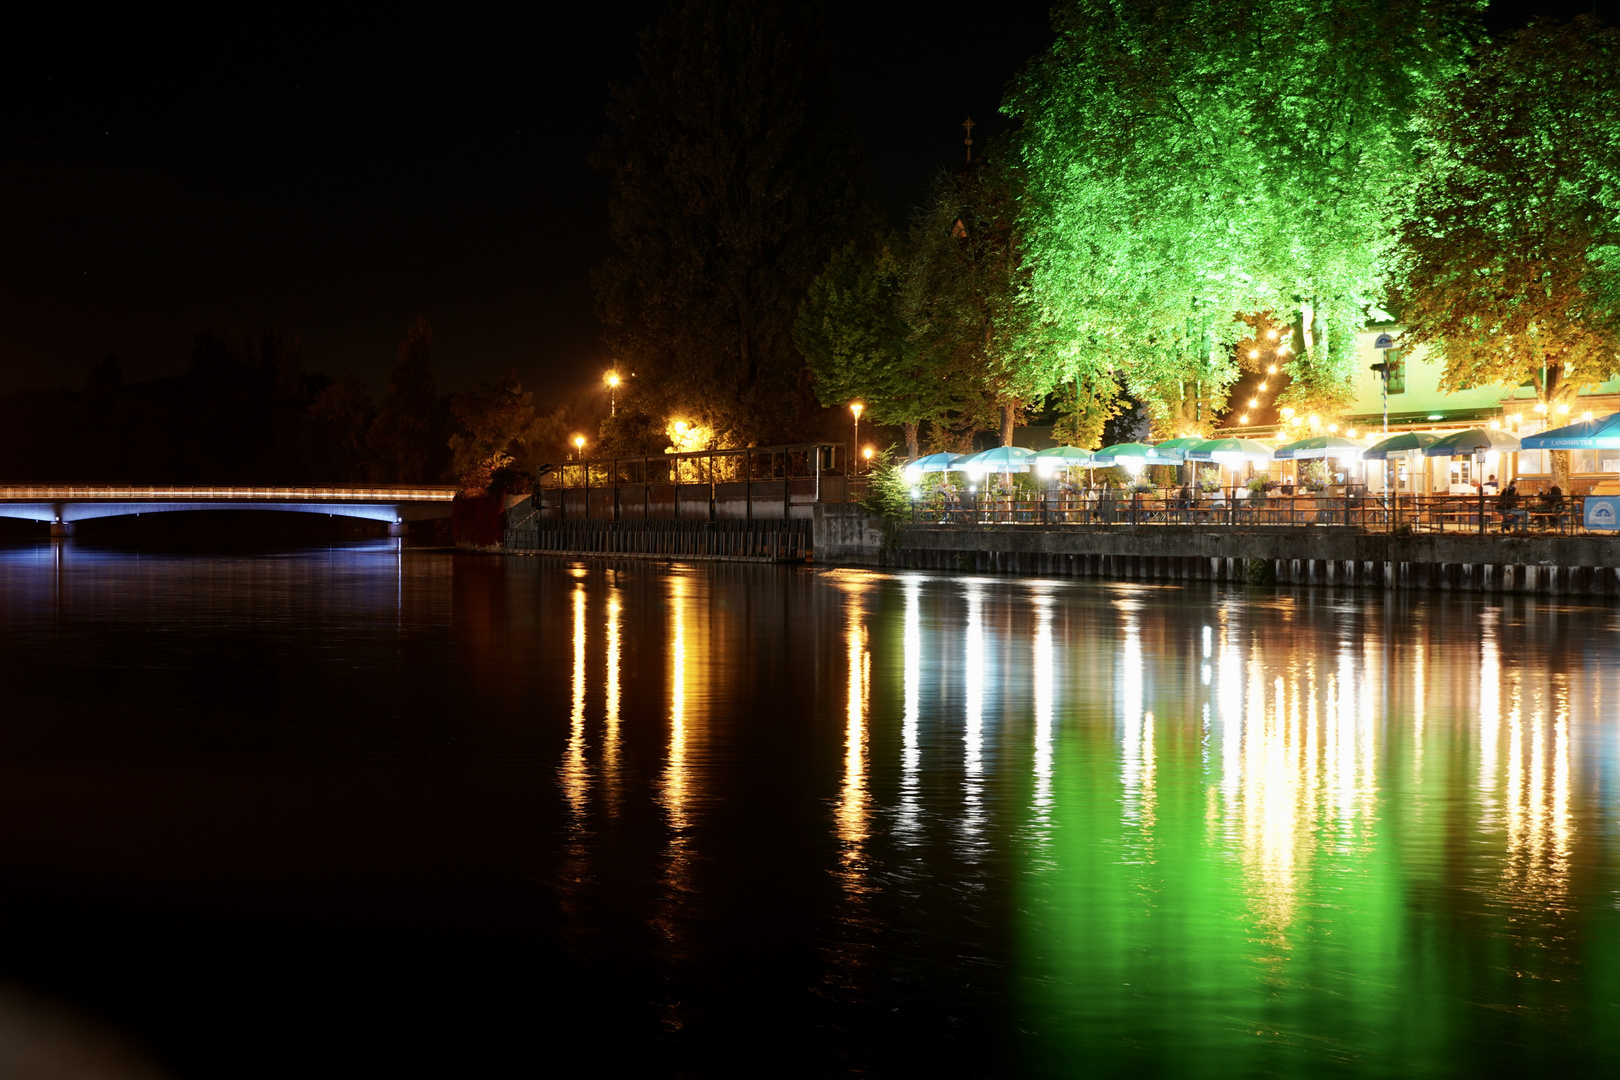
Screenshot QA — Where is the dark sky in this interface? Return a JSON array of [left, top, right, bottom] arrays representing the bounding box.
[[0, 1, 1606, 406]]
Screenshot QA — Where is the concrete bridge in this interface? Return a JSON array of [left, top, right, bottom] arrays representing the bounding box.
[[0, 485, 459, 536]]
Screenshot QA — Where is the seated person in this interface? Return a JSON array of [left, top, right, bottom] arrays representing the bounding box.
[[1536, 486, 1566, 526], [1483, 474, 1500, 495], [1497, 483, 1526, 530]]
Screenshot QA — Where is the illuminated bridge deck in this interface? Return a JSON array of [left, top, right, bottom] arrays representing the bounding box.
[[0, 485, 460, 530]]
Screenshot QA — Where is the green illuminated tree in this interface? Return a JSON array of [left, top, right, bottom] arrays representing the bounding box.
[[594, 0, 877, 446], [1392, 16, 1620, 487], [1011, 0, 1481, 426]]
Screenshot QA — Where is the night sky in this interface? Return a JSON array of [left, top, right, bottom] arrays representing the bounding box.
[[0, 1, 1606, 407]]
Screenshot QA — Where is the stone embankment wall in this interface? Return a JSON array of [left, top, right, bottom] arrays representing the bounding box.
[[812, 504, 1620, 596]]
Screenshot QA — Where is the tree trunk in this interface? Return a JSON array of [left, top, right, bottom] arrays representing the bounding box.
[[1000, 402, 1016, 447], [903, 422, 920, 460], [1552, 448, 1572, 492]]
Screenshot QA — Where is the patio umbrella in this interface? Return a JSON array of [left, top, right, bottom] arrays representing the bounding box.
[[959, 446, 1036, 472], [1273, 435, 1367, 460], [1153, 437, 1207, 454], [902, 452, 964, 482], [1519, 412, 1620, 449], [1032, 445, 1094, 480], [1184, 438, 1274, 463], [1090, 441, 1185, 467], [1362, 431, 1440, 460], [1421, 428, 1522, 457]]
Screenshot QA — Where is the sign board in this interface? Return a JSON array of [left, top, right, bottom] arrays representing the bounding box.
[[1373, 333, 1394, 350], [1583, 496, 1620, 530]]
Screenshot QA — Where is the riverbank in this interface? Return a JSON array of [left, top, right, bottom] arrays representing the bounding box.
[[812, 503, 1620, 596]]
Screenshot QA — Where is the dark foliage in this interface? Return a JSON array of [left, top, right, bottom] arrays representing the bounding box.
[[593, 0, 879, 447]]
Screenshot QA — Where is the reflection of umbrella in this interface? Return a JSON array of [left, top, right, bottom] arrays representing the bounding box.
[[1422, 428, 1522, 457], [1362, 431, 1440, 460], [1184, 438, 1273, 463], [1091, 441, 1184, 466], [959, 446, 1036, 474], [903, 452, 964, 480], [1520, 412, 1620, 449], [1273, 435, 1367, 460]]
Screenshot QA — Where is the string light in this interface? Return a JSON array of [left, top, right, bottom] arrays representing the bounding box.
[[1267, 365, 1277, 374], [1240, 413, 1250, 424], [1267, 330, 1279, 340], [1258, 382, 1268, 391], [1248, 349, 1260, 359]]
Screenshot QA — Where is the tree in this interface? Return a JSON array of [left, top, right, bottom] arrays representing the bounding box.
[[449, 370, 536, 494], [1011, 0, 1481, 426], [369, 316, 446, 483], [796, 238, 933, 458], [594, 0, 878, 446], [901, 152, 1064, 448], [304, 374, 374, 482], [1392, 16, 1620, 487]]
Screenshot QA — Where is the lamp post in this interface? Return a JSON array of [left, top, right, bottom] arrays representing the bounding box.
[[605, 371, 621, 417], [849, 402, 864, 473]]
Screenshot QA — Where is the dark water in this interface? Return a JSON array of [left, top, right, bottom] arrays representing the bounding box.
[[0, 542, 1617, 1078]]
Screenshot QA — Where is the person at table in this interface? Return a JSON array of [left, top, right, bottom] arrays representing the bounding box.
[[1497, 483, 1526, 531], [1537, 486, 1566, 523], [1483, 474, 1499, 495]]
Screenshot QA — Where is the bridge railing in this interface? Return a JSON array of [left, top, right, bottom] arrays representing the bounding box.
[[0, 485, 459, 501]]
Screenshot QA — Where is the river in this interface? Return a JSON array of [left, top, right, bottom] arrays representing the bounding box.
[[0, 541, 1616, 1077]]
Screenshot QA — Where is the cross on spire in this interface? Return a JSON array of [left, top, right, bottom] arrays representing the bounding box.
[[963, 116, 976, 164]]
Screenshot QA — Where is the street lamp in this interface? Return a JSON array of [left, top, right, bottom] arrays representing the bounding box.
[[573, 434, 586, 456], [605, 371, 621, 417], [849, 402, 864, 473]]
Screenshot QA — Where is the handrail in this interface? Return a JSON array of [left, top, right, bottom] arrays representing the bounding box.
[[0, 486, 459, 501], [906, 489, 1597, 535]]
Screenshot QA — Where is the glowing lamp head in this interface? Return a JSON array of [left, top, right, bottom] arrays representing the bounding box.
[[573, 435, 586, 451], [1557, 403, 1571, 414], [674, 420, 689, 434], [849, 402, 864, 420], [1267, 329, 1278, 340], [1239, 413, 1250, 424], [606, 371, 621, 388], [1489, 419, 1500, 430], [1328, 424, 1338, 433], [862, 446, 874, 461], [1535, 402, 1549, 414], [1583, 411, 1594, 422], [1248, 349, 1260, 360], [1267, 365, 1277, 375]]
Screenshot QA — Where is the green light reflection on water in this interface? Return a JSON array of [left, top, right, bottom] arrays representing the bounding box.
[[1010, 594, 1620, 1080]]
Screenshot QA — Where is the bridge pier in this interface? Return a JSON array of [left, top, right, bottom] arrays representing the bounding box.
[[388, 521, 408, 537], [50, 521, 75, 538]]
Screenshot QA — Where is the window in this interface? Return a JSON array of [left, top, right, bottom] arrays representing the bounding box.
[[1381, 349, 1406, 394]]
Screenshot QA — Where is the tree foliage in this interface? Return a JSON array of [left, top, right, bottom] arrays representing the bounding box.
[[1392, 16, 1620, 436], [902, 154, 1064, 448], [594, 0, 877, 447], [369, 316, 450, 483], [1011, 0, 1482, 426]]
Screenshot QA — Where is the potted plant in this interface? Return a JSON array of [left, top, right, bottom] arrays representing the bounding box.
[[1300, 459, 1334, 493], [1197, 466, 1223, 498], [1246, 474, 1270, 506]]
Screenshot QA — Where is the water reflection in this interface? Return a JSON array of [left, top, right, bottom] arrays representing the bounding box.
[[835, 581, 871, 889], [3, 548, 1618, 1077]]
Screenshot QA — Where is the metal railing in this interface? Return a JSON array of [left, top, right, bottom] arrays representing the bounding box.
[[909, 489, 1598, 535], [0, 485, 459, 502]]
